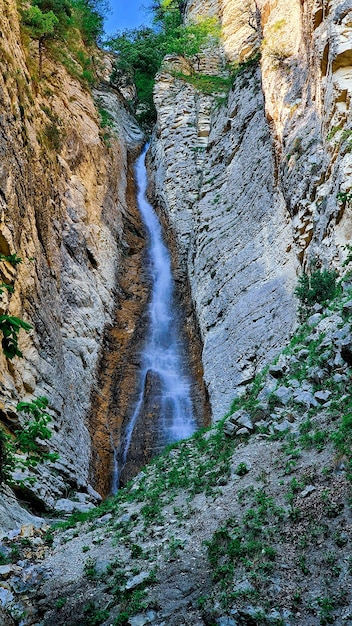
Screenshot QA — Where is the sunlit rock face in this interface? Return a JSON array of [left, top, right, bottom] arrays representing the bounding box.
[[0, 0, 143, 513], [151, 0, 352, 420]]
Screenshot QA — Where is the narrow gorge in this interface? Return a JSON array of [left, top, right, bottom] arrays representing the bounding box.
[[1, 0, 352, 624]]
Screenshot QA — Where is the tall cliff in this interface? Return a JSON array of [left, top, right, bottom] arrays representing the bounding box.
[[0, 0, 144, 523], [150, 0, 352, 420]]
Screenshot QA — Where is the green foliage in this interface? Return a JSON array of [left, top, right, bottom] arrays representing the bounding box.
[[0, 283, 14, 296], [21, 0, 107, 79], [235, 462, 249, 476], [21, 5, 59, 42], [107, 5, 220, 127], [0, 315, 32, 359], [205, 489, 284, 607], [41, 107, 65, 150], [337, 191, 352, 205], [83, 600, 110, 625], [71, 0, 108, 45], [295, 268, 339, 319], [84, 556, 98, 579], [15, 396, 57, 460], [0, 397, 58, 486], [96, 103, 116, 145], [172, 71, 231, 94], [0, 253, 23, 266]]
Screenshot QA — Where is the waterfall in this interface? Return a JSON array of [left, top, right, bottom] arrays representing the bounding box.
[[112, 145, 196, 492]]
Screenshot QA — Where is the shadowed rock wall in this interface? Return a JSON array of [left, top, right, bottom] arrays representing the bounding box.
[[0, 0, 144, 518]]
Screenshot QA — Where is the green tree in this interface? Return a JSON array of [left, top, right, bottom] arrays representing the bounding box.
[[21, 5, 59, 74], [71, 0, 109, 45], [108, 3, 220, 128]]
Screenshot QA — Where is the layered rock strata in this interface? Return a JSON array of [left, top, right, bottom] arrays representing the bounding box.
[[150, 0, 352, 420], [0, 0, 144, 516]]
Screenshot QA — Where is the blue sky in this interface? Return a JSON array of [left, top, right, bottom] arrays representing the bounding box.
[[104, 1, 151, 34]]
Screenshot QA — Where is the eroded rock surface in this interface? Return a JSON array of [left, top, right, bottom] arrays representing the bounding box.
[[0, 0, 144, 516], [150, 0, 352, 419]]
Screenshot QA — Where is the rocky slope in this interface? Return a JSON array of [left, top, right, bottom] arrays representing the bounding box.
[[1, 283, 352, 625], [150, 0, 352, 420], [0, 0, 144, 524]]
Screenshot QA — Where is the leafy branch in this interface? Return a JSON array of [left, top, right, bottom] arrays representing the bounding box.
[[0, 397, 58, 486]]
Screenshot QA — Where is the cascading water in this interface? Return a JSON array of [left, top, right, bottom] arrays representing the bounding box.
[[112, 145, 196, 492]]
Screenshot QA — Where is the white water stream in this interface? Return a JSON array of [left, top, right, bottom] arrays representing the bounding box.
[[112, 146, 196, 491]]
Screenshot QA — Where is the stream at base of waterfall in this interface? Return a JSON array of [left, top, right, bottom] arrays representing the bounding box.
[[111, 145, 197, 492]]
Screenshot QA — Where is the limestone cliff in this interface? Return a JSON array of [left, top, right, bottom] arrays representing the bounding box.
[[0, 0, 144, 522], [150, 0, 352, 420]]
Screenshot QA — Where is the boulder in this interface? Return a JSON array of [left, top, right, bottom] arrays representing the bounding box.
[[273, 386, 292, 405]]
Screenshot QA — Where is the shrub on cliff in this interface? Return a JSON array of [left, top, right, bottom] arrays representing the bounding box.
[[295, 267, 339, 319], [0, 397, 58, 487], [21, 0, 108, 79], [0, 254, 58, 487]]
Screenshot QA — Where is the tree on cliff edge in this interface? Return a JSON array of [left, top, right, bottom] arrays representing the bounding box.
[[21, 5, 59, 75]]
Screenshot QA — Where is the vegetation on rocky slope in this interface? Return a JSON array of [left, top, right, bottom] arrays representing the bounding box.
[[1, 273, 352, 625], [20, 0, 107, 83], [107, 0, 221, 127]]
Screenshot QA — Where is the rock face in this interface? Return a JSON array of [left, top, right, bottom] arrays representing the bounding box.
[[150, 0, 352, 420], [0, 0, 144, 514]]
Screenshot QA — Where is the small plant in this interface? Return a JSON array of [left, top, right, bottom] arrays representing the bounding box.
[[0, 315, 32, 359], [168, 535, 184, 559], [317, 596, 335, 625], [55, 597, 67, 609], [295, 267, 339, 319], [83, 600, 109, 625], [83, 556, 98, 580], [0, 253, 22, 266], [0, 396, 58, 486], [235, 462, 249, 476], [337, 191, 352, 205]]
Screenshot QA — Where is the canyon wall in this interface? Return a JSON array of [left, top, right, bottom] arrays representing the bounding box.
[[150, 0, 352, 419], [0, 0, 144, 523]]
